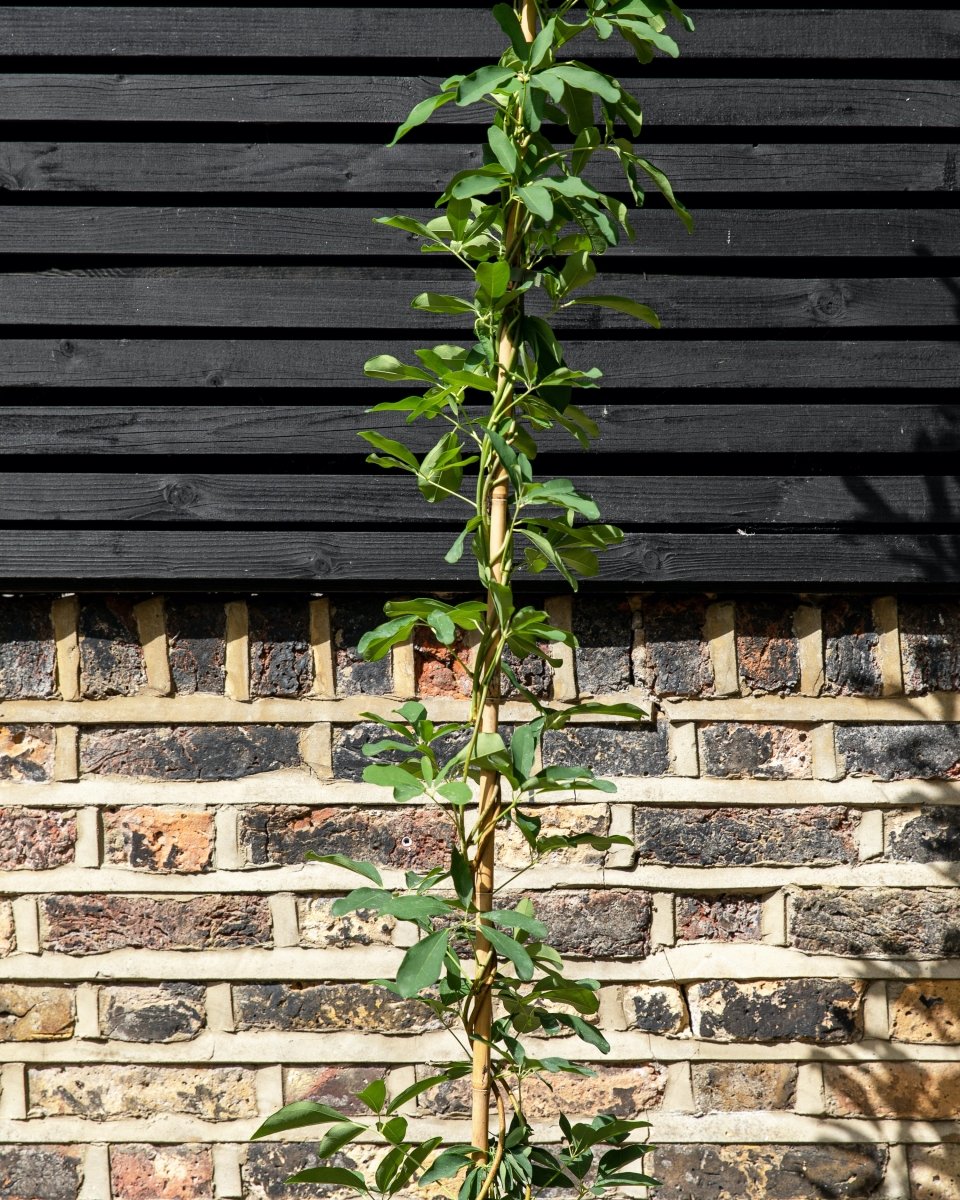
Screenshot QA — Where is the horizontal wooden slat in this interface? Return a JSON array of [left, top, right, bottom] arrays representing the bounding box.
[[0, 268, 951, 328], [2, 207, 955, 258], [1, 473, 957, 526], [3, 142, 952, 193], [0, 405, 957, 457], [1, 528, 958, 584], [1, 341, 957, 391], [1, 75, 956, 126], [2, 7, 957, 60]]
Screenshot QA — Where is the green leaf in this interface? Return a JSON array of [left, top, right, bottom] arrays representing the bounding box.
[[398, 700, 428, 724], [303, 853, 383, 887], [317, 1120, 367, 1159], [516, 184, 554, 222], [528, 17, 555, 68], [357, 1078, 387, 1113], [475, 731, 507, 759], [483, 924, 535, 980], [380, 1115, 409, 1145], [375, 214, 437, 241], [358, 430, 420, 468], [412, 292, 475, 315], [509, 719, 543, 782], [362, 763, 425, 801], [426, 608, 456, 643], [419, 1147, 477, 1186], [385, 1065, 471, 1115], [445, 516, 480, 564], [417, 430, 465, 503], [567, 294, 661, 327], [396, 929, 450, 997], [635, 155, 695, 233], [389, 90, 457, 146], [438, 780, 473, 806], [492, 3, 530, 59], [476, 259, 511, 301], [456, 65, 515, 106], [330, 886, 392, 917], [488, 907, 548, 938], [285, 1167, 368, 1192], [487, 124, 518, 174], [251, 1100, 348, 1140], [451, 846, 473, 906], [549, 64, 620, 102]]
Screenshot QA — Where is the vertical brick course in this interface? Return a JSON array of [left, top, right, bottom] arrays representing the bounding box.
[[0, 597, 57, 699], [79, 597, 148, 698], [166, 597, 226, 694]]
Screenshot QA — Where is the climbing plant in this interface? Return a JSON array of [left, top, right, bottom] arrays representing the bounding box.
[[254, 1, 694, 1195]]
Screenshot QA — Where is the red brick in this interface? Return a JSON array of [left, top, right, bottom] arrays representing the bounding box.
[[79, 724, 300, 780], [0, 724, 53, 782], [415, 623, 473, 698], [0, 597, 57, 700], [103, 806, 214, 873], [110, 1145, 214, 1200], [283, 1065, 384, 1113], [0, 1145, 82, 1200], [676, 894, 762, 942], [699, 722, 812, 779], [29, 1065, 257, 1119], [79, 597, 147, 698], [39, 894, 272, 954], [0, 807, 75, 869]]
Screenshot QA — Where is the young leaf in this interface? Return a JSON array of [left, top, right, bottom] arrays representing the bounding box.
[[482, 924, 535, 980], [303, 853, 383, 887], [487, 124, 518, 174], [396, 929, 451, 997], [388, 90, 457, 146], [357, 1078, 388, 1114], [251, 1100, 349, 1140], [566, 294, 661, 327], [492, 3, 530, 59], [456, 65, 515, 106], [285, 1167, 368, 1192], [316, 1121, 367, 1159]]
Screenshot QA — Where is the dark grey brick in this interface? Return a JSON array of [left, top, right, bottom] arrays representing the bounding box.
[[822, 598, 881, 697], [736, 597, 800, 695], [0, 597, 57, 700], [573, 597, 633, 694], [689, 979, 864, 1044], [638, 596, 713, 698], [789, 888, 960, 958], [80, 724, 300, 781], [249, 595, 313, 698], [543, 722, 668, 778], [333, 595, 392, 696], [79, 596, 147, 698], [900, 598, 960, 694], [166, 597, 225, 694], [836, 723, 960, 780]]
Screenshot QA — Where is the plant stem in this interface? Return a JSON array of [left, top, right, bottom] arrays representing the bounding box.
[[469, 0, 537, 1166]]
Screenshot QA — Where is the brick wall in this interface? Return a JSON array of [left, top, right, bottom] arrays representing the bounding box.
[[1, 590, 959, 1200]]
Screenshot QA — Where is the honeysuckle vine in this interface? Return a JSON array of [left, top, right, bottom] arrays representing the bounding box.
[[254, 2, 693, 1196]]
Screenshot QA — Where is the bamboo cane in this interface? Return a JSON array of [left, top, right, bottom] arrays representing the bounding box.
[[470, 0, 537, 1169]]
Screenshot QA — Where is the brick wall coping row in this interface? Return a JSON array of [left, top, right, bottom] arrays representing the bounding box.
[[5, 943, 960, 983]]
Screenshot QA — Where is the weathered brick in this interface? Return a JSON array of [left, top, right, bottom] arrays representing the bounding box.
[[297, 895, 395, 949], [676, 894, 762, 942], [243, 1144, 355, 1200], [908, 1145, 960, 1200], [543, 723, 668, 778], [28, 1065, 257, 1120], [688, 979, 864, 1043], [900, 598, 960, 695], [532, 889, 652, 959], [0, 900, 15, 956], [574, 597, 634, 694], [283, 1066, 383, 1113], [240, 805, 451, 872], [166, 597, 225, 694], [110, 1144, 213, 1200], [736, 598, 801, 695], [333, 596, 392, 696], [79, 596, 147, 698], [100, 984, 205, 1042], [636, 806, 856, 867], [103, 806, 214, 873], [622, 984, 688, 1035], [40, 894, 272, 955], [0, 597, 57, 699], [0, 984, 74, 1041], [691, 1062, 797, 1112], [0, 724, 53, 782], [837, 723, 960, 780], [890, 980, 960, 1044], [415, 623, 473, 698], [886, 805, 960, 860], [234, 982, 440, 1034], [824, 1062, 960, 1119], [496, 803, 609, 868], [419, 1063, 665, 1119], [636, 596, 713, 698], [699, 722, 812, 779], [79, 724, 300, 780], [249, 596, 313, 698], [822, 597, 882, 697], [0, 807, 75, 869], [788, 887, 960, 958], [0, 1146, 82, 1200], [332, 721, 469, 781], [650, 1143, 887, 1200]]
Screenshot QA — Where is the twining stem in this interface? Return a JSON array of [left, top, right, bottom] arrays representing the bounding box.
[[470, 0, 537, 1166]]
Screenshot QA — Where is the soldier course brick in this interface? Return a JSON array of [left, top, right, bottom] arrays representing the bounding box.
[[0, 807, 75, 869], [39, 894, 272, 954], [166, 597, 226, 694], [573, 596, 634, 694], [699, 722, 812, 779], [0, 901, 16, 956], [100, 984, 206, 1042], [0, 596, 57, 699], [0, 1146, 82, 1200], [635, 806, 857, 867], [687, 979, 865, 1044], [79, 724, 300, 780], [0, 724, 53, 782], [249, 596, 313, 698], [676, 894, 762, 941], [837, 723, 960, 779], [332, 595, 392, 696], [636, 595, 714, 697], [900, 598, 960, 694], [28, 1064, 257, 1120], [233, 982, 441, 1034], [415, 623, 473, 698], [103, 806, 214, 873], [788, 888, 960, 958], [822, 597, 882, 696], [110, 1144, 214, 1200], [79, 596, 148, 698], [735, 597, 801, 694]]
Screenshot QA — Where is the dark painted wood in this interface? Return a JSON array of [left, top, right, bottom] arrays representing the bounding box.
[[0, 269, 953, 329], [1, 406, 957, 457], [2, 341, 957, 391], [3, 207, 955, 258], [3, 142, 951, 194], [1, 472, 957, 527], [2, 8, 957, 60], [2, 528, 958, 585], [1, 75, 956, 127]]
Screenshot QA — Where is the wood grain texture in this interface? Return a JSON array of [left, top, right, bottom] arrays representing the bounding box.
[[3, 207, 955, 258], [1, 75, 956, 127], [3, 142, 952, 193], [2, 7, 957, 60], [1, 472, 956, 527], [1, 528, 957, 584], [0, 405, 957, 457], [2, 340, 957, 390], [0, 268, 953, 329]]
